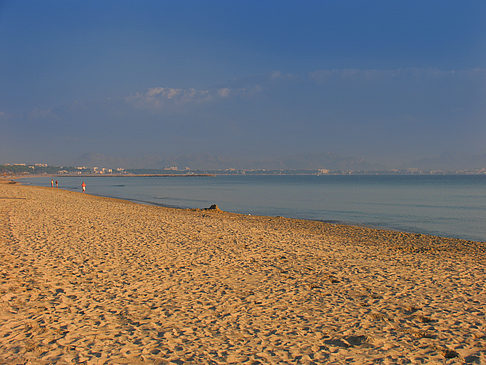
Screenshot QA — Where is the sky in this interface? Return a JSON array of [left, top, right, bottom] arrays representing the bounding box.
[[1, 1, 485, 169]]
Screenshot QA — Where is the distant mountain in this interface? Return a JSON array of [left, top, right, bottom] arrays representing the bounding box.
[[70, 151, 486, 171], [72, 151, 384, 170], [272, 152, 385, 171], [72, 153, 165, 169], [406, 153, 486, 170]]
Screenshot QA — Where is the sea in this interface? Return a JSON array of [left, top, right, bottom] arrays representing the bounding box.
[[19, 175, 486, 242]]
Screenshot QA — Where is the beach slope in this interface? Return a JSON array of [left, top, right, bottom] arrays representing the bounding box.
[[0, 181, 485, 363]]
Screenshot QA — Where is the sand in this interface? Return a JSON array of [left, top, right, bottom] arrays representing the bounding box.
[[0, 180, 485, 364]]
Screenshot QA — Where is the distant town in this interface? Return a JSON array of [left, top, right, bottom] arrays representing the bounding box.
[[1, 163, 486, 177]]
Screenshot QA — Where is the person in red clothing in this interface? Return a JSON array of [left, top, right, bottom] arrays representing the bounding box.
[[81, 181, 86, 192], [55, 180, 58, 188]]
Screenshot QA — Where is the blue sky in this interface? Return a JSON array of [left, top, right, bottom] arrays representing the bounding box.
[[1, 1, 485, 168]]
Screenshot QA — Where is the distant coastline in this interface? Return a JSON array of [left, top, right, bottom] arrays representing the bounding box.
[[2, 163, 486, 178], [7, 171, 486, 178], [12, 173, 215, 178], [51, 173, 216, 178]]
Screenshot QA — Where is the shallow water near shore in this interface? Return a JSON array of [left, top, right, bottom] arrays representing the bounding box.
[[20, 174, 486, 242]]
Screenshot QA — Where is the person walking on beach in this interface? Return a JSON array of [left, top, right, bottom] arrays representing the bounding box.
[[81, 181, 86, 193], [55, 180, 58, 188], [51, 179, 54, 187]]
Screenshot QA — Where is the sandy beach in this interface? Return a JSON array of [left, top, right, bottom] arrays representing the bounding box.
[[0, 180, 485, 364]]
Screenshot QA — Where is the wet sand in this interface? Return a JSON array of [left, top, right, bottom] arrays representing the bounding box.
[[0, 180, 485, 363]]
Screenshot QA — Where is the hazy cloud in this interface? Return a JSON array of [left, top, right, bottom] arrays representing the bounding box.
[[126, 87, 211, 109], [28, 108, 58, 120], [217, 88, 231, 97], [309, 68, 486, 82], [270, 70, 295, 80], [125, 85, 257, 110]]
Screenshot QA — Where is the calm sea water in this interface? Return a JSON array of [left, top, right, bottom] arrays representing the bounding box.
[[20, 175, 486, 242]]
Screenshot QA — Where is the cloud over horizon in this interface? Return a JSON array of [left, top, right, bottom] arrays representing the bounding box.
[[124, 85, 254, 111], [309, 67, 486, 82], [1, 2, 485, 168], [1, 64, 485, 168]]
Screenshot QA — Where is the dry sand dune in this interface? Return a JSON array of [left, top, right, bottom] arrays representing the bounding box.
[[0, 180, 485, 364]]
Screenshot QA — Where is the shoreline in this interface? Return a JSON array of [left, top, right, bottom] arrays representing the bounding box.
[[0, 181, 485, 363], [17, 177, 486, 246], [13, 176, 486, 243]]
